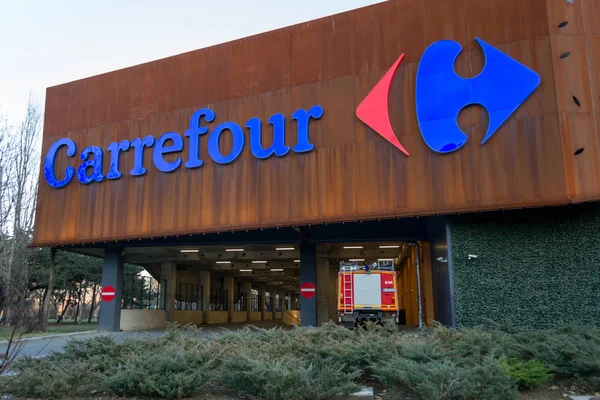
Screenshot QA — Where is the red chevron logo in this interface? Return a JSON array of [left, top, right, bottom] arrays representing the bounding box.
[[355, 54, 408, 156]]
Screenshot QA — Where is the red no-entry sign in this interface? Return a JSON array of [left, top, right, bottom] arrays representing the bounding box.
[[101, 286, 116, 302], [300, 282, 316, 299]]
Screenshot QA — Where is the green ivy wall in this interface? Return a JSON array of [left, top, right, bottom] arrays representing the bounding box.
[[448, 203, 600, 329]]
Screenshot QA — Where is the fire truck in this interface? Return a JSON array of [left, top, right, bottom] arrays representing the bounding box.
[[337, 260, 399, 328]]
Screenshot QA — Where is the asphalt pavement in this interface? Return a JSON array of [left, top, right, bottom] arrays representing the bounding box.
[[1, 320, 287, 359]]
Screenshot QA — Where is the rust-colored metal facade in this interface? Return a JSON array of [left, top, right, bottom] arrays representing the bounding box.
[[33, 0, 600, 246]]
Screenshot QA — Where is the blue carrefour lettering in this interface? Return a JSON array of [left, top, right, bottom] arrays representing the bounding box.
[[106, 140, 131, 180], [154, 132, 184, 172], [292, 105, 323, 153], [42, 105, 323, 188], [44, 138, 77, 188], [185, 108, 214, 169], [208, 122, 245, 164], [248, 113, 290, 159], [130, 136, 156, 176], [78, 146, 105, 184]]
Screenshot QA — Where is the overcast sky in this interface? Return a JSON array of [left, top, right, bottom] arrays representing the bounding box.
[[0, 0, 383, 126]]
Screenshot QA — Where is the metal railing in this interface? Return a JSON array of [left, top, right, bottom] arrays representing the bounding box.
[[209, 290, 228, 311], [122, 274, 164, 310], [175, 282, 203, 311], [265, 293, 273, 312], [251, 292, 261, 312], [234, 292, 247, 311]]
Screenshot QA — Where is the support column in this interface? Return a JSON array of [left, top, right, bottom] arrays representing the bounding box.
[[259, 285, 266, 320], [329, 265, 338, 322], [270, 288, 277, 320], [99, 248, 124, 332], [225, 277, 234, 322], [300, 242, 317, 326], [317, 258, 330, 325], [242, 280, 252, 322], [161, 261, 177, 321], [200, 270, 211, 324]]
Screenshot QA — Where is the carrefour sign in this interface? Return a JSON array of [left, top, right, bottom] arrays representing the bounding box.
[[44, 37, 540, 189], [44, 105, 323, 188]]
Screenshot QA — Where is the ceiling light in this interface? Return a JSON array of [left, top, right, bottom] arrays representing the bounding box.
[[379, 245, 400, 249], [252, 261, 267, 264], [270, 268, 284, 272], [239, 269, 253, 272], [294, 259, 300, 263], [276, 247, 295, 251], [349, 258, 365, 262], [343, 246, 363, 249], [226, 248, 244, 252], [378, 258, 394, 262], [216, 261, 231, 264], [180, 249, 199, 253]]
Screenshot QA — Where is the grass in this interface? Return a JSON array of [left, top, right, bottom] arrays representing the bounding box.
[[0, 321, 98, 341]]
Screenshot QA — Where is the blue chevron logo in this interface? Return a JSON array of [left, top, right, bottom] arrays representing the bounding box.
[[415, 37, 541, 154]]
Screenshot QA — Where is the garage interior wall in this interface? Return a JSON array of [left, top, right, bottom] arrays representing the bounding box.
[[396, 244, 435, 327], [449, 203, 600, 329]]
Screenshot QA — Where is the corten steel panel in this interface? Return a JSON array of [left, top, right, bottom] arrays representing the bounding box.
[[387, 63, 419, 138], [582, 0, 600, 36], [33, 0, 600, 246], [231, 36, 260, 99], [586, 37, 600, 114], [511, 37, 557, 119], [559, 113, 600, 200], [320, 12, 354, 81], [546, 0, 600, 204], [516, 115, 568, 203], [352, 4, 385, 74], [506, 0, 549, 42], [546, 0, 585, 36], [423, 0, 467, 47], [464, 0, 508, 51], [550, 35, 594, 114], [289, 21, 320, 87], [382, 0, 425, 65], [258, 29, 289, 93]]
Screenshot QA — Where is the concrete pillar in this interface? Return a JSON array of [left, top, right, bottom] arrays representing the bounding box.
[[317, 258, 330, 325], [161, 261, 177, 321], [259, 285, 266, 320], [266, 287, 273, 319], [200, 270, 211, 323], [242, 280, 252, 322], [225, 276, 234, 322], [271, 288, 279, 320], [99, 248, 124, 332], [300, 242, 317, 326], [329, 266, 338, 322]]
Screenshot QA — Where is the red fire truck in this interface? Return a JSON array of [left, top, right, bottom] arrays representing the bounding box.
[[337, 260, 399, 328]]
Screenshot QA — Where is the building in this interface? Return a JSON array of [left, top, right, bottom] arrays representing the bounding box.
[[33, 0, 600, 331]]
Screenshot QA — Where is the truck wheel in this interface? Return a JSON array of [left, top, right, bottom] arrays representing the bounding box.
[[341, 321, 355, 330]]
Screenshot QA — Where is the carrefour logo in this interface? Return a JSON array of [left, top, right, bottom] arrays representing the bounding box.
[[44, 106, 323, 188], [44, 37, 540, 189], [356, 37, 540, 155]]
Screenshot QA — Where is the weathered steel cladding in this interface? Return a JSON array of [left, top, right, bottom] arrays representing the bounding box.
[[34, 0, 600, 246]]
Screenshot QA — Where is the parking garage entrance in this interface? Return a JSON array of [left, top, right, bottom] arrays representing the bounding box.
[[72, 217, 454, 331]]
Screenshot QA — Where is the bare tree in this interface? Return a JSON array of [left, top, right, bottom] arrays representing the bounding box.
[[0, 96, 42, 375], [0, 95, 42, 329], [40, 248, 56, 331]]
